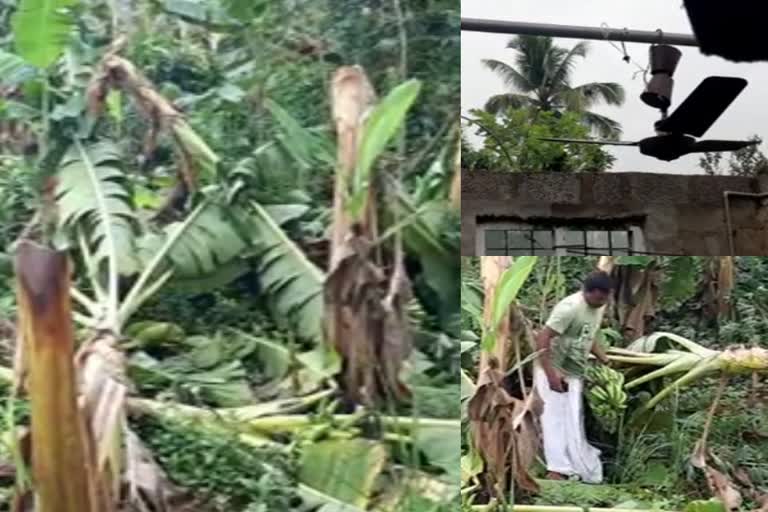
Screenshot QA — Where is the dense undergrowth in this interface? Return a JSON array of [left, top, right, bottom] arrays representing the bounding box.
[[0, 0, 460, 509]]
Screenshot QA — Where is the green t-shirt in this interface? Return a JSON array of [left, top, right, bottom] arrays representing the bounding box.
[[545, 291, 601, 377]]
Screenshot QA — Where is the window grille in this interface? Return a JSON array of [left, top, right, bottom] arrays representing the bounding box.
[[481, 223, 644, 256]]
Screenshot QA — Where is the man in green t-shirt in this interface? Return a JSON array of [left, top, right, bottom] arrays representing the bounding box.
[[533, 271, 614, 483]]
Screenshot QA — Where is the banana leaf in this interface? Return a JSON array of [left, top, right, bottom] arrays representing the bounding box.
[[248, 201, 324, 342], [299, 439, 388, 509], [55, 140, 141, 276], [12, 0, 77, 68]]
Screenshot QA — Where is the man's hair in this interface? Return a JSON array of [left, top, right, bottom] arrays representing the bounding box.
[[583, 271, 614, 293]]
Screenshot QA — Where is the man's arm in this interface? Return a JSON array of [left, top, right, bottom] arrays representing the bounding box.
[[536, 326, 567, 393], [590, 339, 610, 365]]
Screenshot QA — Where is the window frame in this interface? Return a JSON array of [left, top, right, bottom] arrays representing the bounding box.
[[477, 221, 646, 256]]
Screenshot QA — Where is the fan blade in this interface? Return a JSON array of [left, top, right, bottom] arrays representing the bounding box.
[[537, 137, 638, 146], [656, 76, 747, 137], [686, 139, 760, 153]]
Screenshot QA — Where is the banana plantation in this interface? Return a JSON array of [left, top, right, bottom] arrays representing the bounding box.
[[461, 256, 768, 512], [0, 0, 460, 510]]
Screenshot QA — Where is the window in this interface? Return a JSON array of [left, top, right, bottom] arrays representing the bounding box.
[[480, 222, 645, 256]]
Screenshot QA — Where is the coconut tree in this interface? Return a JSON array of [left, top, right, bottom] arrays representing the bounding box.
[[483, 36, 626, 139]]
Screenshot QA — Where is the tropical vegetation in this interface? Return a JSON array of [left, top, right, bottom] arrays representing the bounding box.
[[482, 36, 626, 139], [0, 0, 460, 510], [461, 108, 616, 172], [461, 256, 768, 512], [461, 34, 627, 173]]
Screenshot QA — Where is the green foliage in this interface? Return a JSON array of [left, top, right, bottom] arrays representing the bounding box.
[[0, 49, 36, 86], [532, 479, 684, 510], [464, 108, 616, 172], [263, 99, 334, 171], [411, 423, 461, 485], [0, 1, 460, 508], [659, 257, 701, 309], [676, 380, 768, 488], [491, 256, 537, 328], [685, 499, 727, 512], [12, 0, 78, 68], [351, 79, 422, 218], [482, 256, 537, 351], [408, 385, 461, 420], [326, 0, 458, 142], [137, 283, 272, 335], [399, 193, 461, 334], [137, 200, 248, 279], [655, 257, 768, 346], [129, 329, 263, 407], [460, 131, 491, 170], [299, 439, 387, 509], [55, 141, 141, 274], [161, 0, 239, 28], [246, 201, 324, 342], [716, 257, 768, 345], [462, 256, 768, 509], [0, 157, 35, 251], [523, 257, 570, 324], [134, 415, 299, 510]]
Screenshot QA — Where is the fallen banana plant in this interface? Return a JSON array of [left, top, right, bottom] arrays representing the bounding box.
[[0, 363, 459, 472], [608, 332, 768, 409]]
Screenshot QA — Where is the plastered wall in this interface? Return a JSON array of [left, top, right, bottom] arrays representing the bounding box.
[[462, 171, 768, 255]]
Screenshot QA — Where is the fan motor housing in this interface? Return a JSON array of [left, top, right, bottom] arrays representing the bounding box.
[[639, 134, 694, 161]]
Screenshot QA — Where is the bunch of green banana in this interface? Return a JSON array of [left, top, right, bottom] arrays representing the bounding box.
[[584, 363, 627, 434]]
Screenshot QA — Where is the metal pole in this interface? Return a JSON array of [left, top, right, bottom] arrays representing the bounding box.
[[461, 18, 699, 47]]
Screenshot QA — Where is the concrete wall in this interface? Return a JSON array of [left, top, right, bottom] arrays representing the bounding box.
[[462, 171, 768, 256]]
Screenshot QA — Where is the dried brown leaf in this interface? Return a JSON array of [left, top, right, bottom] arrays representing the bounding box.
[[469, 364, 540, 498], [324, 233, 410, 405]]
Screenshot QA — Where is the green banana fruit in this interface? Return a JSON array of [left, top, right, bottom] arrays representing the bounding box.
[[584, 362, 628, 434], [125, 321, 186, 348]]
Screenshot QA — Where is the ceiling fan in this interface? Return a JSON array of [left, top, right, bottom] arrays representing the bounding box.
[[539, 45, 759, 161]]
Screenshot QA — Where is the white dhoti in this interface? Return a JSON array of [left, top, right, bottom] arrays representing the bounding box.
[[533, 364, 603, 483]]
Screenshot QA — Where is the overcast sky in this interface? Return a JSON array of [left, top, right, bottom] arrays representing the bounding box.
[[461, 0, 768, 174]]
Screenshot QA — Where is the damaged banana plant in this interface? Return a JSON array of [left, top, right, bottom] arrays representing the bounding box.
[[608, 331, 768, 409], [14, 242, 99, 512], [466, 256, 541, 505], [324, 66, 421, 406], [9, 46, 268, 510]]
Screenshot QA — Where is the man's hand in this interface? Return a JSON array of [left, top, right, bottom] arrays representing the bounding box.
[[546, 369, 569, 393], [591, 341, 611, 367]]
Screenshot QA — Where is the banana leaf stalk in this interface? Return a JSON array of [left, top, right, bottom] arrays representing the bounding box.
[[608, 332, 768, 409], [128, 396, 457, 435]]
